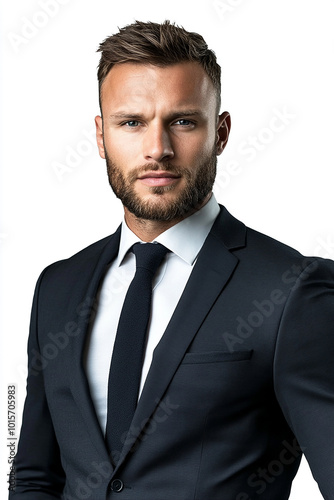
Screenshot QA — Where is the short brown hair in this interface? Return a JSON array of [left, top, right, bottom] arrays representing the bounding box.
[[97, 20, 221, 112]]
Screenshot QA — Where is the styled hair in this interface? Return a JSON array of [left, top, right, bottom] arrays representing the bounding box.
[[97, 20, 221, 111]]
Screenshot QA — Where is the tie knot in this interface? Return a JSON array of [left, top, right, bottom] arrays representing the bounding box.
[[132, 242, 168, 275]]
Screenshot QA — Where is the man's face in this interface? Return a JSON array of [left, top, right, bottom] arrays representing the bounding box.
[[95, 61, 230, 222]]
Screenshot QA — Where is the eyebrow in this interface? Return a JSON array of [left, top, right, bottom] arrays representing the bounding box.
[[109, 113, 144, 120], [108, 110, 204, 121]]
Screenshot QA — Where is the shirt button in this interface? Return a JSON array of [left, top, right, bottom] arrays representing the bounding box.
[[110, 479, 124, 492]]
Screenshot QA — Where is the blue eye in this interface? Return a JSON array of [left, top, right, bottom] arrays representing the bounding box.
[[174, 119, 196, 127], [124, 120, 139, 127]]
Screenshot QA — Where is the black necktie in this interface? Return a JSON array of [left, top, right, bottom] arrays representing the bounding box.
[[105, 242, 168, 463]]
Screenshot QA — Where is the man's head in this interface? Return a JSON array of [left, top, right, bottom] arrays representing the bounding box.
[[95, 21, 231, 232], [97, 20, 221, 114]]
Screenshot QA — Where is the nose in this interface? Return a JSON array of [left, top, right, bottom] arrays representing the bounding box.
[[143, 124, 174, 162]]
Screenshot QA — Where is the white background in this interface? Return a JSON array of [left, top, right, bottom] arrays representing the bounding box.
[[1, 1, 333, 498]]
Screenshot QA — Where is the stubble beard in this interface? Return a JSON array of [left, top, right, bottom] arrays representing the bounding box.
[[105, 148, 217, 222]]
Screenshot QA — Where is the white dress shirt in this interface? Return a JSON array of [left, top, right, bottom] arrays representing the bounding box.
[[84, 195, 220, 433]]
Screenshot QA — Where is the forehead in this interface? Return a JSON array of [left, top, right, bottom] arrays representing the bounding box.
[[100, 61, 217, 113]]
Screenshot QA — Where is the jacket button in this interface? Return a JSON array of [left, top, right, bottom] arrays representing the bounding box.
[[110, 479, 124, 492]]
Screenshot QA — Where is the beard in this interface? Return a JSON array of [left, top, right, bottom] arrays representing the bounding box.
[[105, 147, 217, 222]]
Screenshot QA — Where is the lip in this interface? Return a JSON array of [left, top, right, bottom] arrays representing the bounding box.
[[138, 171, 181, 187]]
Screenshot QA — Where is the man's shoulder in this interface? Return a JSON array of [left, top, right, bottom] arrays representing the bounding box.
[[214, 205, 334, 275], [40, 227, 121, 284], [214, 205, 302, 259]]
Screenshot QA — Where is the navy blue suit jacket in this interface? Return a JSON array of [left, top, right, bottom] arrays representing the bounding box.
[[10, 206, 334, 499]]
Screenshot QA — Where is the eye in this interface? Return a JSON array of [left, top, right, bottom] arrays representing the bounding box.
[[122, 120, 140, 127], [173, 119, 195, 127]]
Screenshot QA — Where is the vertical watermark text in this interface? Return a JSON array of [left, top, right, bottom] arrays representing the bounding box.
[[7, 384, 17, 492]]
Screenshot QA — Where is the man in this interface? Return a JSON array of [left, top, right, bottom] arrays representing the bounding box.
[[10, 20, 334, 500]]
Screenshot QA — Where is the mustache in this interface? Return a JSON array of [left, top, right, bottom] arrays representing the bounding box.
[[127, 163, 190, 183]]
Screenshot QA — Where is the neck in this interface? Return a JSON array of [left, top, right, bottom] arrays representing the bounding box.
[[123, 193, 211, 242]]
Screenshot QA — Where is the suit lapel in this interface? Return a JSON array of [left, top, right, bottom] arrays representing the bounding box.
[[68, 228, 121, 464], [115, 206, 246, 469]]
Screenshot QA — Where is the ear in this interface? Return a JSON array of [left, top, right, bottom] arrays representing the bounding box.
[[216, 111, 231, 156], [95, 115, 106, 159]]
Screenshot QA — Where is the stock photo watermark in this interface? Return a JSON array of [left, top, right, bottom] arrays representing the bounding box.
[[51, 127, 96, 182], [62, 396, 179, 500], [29, 287, 125, 376], [7, 385, 17, 493], [212, 0, 248, 21], [51, 106, 296, 186], [8, 0, 72, 53], [29, 320, 81, 375], [222, 257, 318, 352], [314, 234, 334, 260], [236, 438, 304, 499], [110, 396, 180, 464], [215, 106, 296, 193]]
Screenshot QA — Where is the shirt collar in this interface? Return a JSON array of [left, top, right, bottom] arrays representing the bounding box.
[[117, 194, 220, 267]]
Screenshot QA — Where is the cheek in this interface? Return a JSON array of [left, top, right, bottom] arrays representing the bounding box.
[[105, 131, 140, 162], [181, 135, 213, 163]]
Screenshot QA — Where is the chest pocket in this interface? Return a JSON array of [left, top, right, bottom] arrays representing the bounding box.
[[182, 350, 253, 364]]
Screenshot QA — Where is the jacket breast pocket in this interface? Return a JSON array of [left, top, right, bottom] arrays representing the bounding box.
[[171, 349, 255, 413], [182, 350, 253, 364]]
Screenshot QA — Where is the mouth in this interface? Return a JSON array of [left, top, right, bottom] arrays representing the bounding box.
[[137, 171, 181, 187]]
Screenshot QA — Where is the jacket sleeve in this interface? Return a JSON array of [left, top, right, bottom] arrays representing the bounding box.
[[9, 268, 66, 499], [274, 258, 334, 499]]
